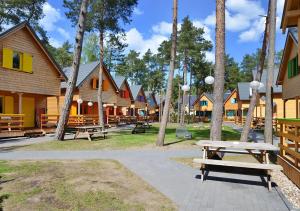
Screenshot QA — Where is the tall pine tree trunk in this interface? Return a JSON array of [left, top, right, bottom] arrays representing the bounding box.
[[55, 0, 89, 140], [265, 0, 276, 144], [98, 31, 105, 127], [180, 50, 188, 126], [177, 81, 181, 123], [156, 0, 178, 146], [240, 4, 270, 142], [210, 0, 225, 141]]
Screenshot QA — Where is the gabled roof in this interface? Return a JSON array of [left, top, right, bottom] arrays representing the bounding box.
[[238, 69, 282, 101], [223, 90, 232, 101], [61, 62, 119, 91], [224, 89, 237, 105], [277, 28, 298, 85], [130, 85, 142, 99], [113, 75, 134, 100], [145, 91, 158, 107], [280, 0, 299, 32], [193, 93, 214, 106], [0, 21, 67, 80], [183, 95, 198, 109]]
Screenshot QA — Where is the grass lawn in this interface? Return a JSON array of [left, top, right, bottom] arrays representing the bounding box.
[[20, 123, 241, 151], [0, 160, 176, 210]]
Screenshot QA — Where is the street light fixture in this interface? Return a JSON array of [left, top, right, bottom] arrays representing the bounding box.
[[88, 101, 93, 107], [250, 80, 260, 90], [205, 76, 214, 85], [181, 84, 190, 92]]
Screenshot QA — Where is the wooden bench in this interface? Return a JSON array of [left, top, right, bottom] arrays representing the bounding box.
[[74, 126, 108, 141], [193, 158, 282, 191]]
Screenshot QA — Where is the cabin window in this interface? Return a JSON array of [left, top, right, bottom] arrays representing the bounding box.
[[2, 48, 32, 73], [91, 78, 99, 89], [231, 98, 237, 104], [0, 97, 3, 113], [138, 95, 145, 102], [288, 55, 299, 78], [200, 100, 208, 106], [12, 51, 22, 69]]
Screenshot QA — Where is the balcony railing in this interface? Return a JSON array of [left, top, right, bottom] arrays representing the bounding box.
[[0, 114, 24, 132], [275, 118, 300, 188]]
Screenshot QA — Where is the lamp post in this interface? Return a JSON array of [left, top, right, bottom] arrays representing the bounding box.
[[205, 75, 215, 85], [181, 84, 190, 126], [77, 98, 83, 115]]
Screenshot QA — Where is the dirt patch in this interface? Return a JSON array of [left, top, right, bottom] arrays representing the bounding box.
[[0, 160, 176, 211]]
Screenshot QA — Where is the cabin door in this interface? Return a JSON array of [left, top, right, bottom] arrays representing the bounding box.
[[22, 97, 35, 127]]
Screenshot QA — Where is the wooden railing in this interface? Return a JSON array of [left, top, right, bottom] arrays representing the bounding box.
[[275, 118, 300, 188], [0, 114, 24, 132], [41, 114, 98, 129]]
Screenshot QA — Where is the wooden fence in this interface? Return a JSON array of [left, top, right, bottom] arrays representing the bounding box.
[[40, 114, 98, 129], [275, 118, 300, 188], [0, 114, 24, 132]]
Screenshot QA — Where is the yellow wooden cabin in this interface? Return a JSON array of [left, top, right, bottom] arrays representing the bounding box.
[[193, 93, 214, 120], [47, 62, 120, 124], [276, 0, 300, 187], [0, 22, 66, 135], [223, 89, 239, 121]]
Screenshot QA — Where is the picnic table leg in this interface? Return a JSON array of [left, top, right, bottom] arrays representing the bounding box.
[[85, 132, 92, 141], [200, 147, 207, 182], [74, 130, 80, 140]]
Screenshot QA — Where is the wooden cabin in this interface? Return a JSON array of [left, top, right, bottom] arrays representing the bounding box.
[[277, 27, 300, 118], [277, 1, 300, 188], [145, 91, 158, 121], [130, 85, 147, 118], [223, 89, 238, 121], [114, 75, 134, 116], [236, 69, 295, 124], [47, 62, 119, 124], [193, 93, 214, 120], [0, 22, 66, 136]]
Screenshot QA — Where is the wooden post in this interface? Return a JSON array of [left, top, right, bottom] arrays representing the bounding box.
[[113, 105, 117, 116], [56, 96, 60, 115], [18, 93, 23, 114], [280, 122, 283, 156], [298, 17, 300, 63], [296, 97, 299, 119], [295, 126, 299, 168], [283, 99, 287, 118]]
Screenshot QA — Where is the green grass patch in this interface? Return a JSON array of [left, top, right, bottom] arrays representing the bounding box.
[[0, 160, 176, 210], [22, 123, 241, 151]]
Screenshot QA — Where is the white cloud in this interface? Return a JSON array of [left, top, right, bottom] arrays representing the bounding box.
[[133, 8, 143, 15], [39, 2, 62, 32], [126, 28, 168, 55], [238, 17, 265, 42], [49, 37, 63, 48], [57, 28, 71, 40], [205, 52, 215, 63], [152, 21, 173, 35]]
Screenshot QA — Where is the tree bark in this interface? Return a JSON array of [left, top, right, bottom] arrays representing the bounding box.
[[177, 81, 181, 123], [98, 31, 105, 127], [210, 0, 225, 141], [240, 4, 270, 142], [180, 49, 188, 126], [55, 0, 89, 141], [156, 0, 178, 146], [265, 0, 276, 144]]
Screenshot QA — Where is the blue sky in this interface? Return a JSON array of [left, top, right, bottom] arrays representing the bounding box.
[[43, 0, 286, 63]]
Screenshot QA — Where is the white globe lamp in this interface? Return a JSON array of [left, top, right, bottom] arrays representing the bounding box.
[[77, 98, 83, 104], [181, 84, 190, 92], [205, 76, 214, 85], [250, 80, 260, 90], [88, 101, 93, 107]]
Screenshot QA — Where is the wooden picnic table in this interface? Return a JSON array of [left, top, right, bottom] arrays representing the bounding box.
[[194, 140, 282, 190], [74, 125, 107, 141]]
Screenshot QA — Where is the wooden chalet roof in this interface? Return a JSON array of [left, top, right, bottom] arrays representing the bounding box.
[[281, 0, 300, 32]]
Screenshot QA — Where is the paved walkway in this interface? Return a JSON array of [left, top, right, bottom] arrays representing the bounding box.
[[0, 149, 291, 211]]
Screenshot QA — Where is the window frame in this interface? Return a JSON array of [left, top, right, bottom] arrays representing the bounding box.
[[200, 100, 208, 106], [288, 55, 299, 79], [12, 51, 23, 70]]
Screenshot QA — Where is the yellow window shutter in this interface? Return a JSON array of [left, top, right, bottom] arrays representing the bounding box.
[[4, 96, 14, 114], [2, 48, 13, 69], [103, 80, 109, 91], [23, 53, 33, 73]]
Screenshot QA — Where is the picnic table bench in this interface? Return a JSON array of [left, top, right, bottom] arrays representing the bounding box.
[[193, 140, 283, 191], [132, 121, 147, 134], [74, 125, 107, 141]]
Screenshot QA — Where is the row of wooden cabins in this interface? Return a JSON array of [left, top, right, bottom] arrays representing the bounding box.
[[0, 22, 159, 137]]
